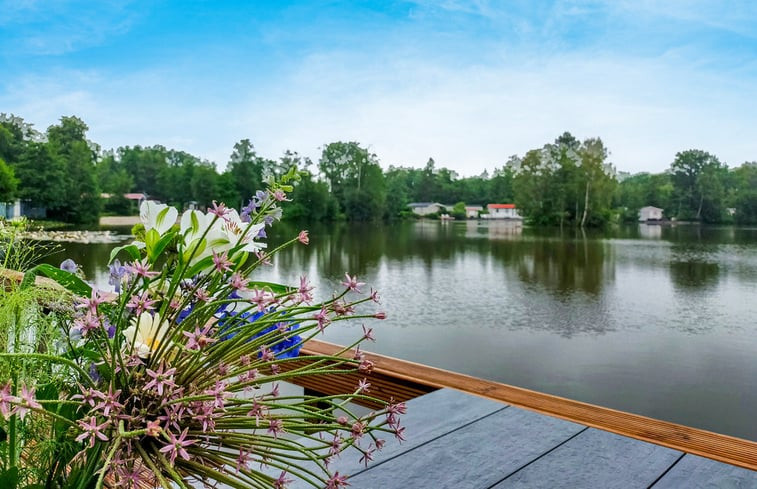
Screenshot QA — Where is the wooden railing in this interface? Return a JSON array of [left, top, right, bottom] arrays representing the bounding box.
[[291, 339, 757, 472]]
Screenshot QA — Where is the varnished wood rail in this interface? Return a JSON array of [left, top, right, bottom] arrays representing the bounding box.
[[298, 339, 757, 472]]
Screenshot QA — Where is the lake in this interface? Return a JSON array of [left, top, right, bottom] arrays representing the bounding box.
[[39, 220, 757, 441]]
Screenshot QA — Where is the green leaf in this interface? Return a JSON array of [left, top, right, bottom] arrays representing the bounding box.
[[21, 264, 91, 297], [182, 239, 206, 265], [249, 281, 295, 295], [190, 210, 200, 232], [0, 466, 19, 489], [148, 231, 175, 262], [144, 228, 160, 251], [155, 206, 171, 230], [184, 255, 214, 278], [108, 243, 141, 264]]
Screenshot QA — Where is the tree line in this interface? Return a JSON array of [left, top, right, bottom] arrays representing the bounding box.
[[0, 114, 756, 225]]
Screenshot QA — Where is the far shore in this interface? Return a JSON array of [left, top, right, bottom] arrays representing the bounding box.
[[99, 215, 140, 226]]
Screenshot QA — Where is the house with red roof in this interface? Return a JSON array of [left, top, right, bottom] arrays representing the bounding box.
[[484, 203, 522, 220]]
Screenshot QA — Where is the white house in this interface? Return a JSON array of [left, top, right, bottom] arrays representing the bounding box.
[[465, 205, 483, 219], [408, 202, 443, 216], [484, 204, 522, 220], [639, 206, 663, 222]]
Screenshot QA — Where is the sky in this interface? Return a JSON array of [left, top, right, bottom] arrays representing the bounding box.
[[1, 0, 757, 176]]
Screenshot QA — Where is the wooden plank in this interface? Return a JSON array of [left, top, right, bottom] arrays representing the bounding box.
[[492, 428, 682, 489], [650, 453, 757, 488], [347, 406, 585, 489], [288, 388, 508, 489], [278, 357, 435, 409], [301, 339, 757, 471]]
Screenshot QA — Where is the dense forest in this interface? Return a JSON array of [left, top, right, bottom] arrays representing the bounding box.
[[0, 114, 756, 226]]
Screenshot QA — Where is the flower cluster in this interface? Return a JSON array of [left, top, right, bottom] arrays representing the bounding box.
[[1, 175, 401, 489]]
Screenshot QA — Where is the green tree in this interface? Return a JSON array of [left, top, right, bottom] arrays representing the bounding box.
[[577, 138, 616, 227], [45, 116, 101, 223], [670, 150, 726, 222], [731, 162, 757, 224], [284, 170, 337, 221], [225, 139, 264, 208], [0, 157, 18, 201], [319, 142, 386, 220]]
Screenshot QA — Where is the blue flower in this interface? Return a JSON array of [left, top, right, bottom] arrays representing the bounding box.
[[216, 308, 302, 359], [108, 259, 126, 293], [60, 259, 78, 273]]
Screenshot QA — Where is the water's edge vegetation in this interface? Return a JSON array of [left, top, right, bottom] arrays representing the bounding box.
[[1, 114, 756, 227]]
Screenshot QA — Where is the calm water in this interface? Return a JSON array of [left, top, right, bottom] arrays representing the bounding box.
[[41, 221, 757, 440]]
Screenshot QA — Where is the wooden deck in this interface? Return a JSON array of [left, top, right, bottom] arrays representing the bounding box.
[[289, 388, 757, 488], [291, 340, 757, 472]]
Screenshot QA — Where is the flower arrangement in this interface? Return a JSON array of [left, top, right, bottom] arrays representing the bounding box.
[[0, 171, 404, 488]]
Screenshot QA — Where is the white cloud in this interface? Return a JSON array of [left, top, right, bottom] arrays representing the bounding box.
[[2, 42, 756, 176]]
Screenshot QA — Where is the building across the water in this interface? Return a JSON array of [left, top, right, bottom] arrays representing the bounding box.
[[464, 205, 483, 219], [639, 206, 664, 222], [483, 203, 522, 220]]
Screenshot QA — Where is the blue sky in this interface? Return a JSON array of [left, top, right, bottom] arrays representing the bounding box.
[[1, 1, 756, 175]]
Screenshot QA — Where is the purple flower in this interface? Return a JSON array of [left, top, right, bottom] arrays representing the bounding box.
[[159, 428, 196, 463], [94, 384, 123, 417], [208, 201, 230, 219], [341, 273, 365, 293], [124, 259, 159, 279], [88, 363, 101, 383], [108, 259, 126, 292], [75, 416, 109, 447], [273, 471, 293, 489], [325, 472, 350, 488], [144, 363, 177, 396], [60, 259, 78, 273], [0, 382, 17, 420], [240, 200, 255, 223], [212, 250, 233, 273], [15, 384, 42, 420], [267, 418, 285, 439]]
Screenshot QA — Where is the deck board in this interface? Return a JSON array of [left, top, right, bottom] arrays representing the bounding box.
[[302, 339, 757, 471], [310, 388, 757, 488], [491, 428, 683, 489], [288, 388, 507, 488], [650, 453, 757, 489], [346, 407, 585, 488]]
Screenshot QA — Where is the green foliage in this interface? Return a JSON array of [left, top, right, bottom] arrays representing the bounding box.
[[731, 162, 757, 224], [0, 158, 18, 202], [670, 149, 726, 222], [319, 142, 386, 220], [2, 112, 751, 226], [451, 201, 467, 219], [616, 172, 673, 222], [512, 134, 618, 227]]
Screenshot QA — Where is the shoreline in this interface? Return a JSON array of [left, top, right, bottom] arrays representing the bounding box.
[[99, 215, 140, 226]]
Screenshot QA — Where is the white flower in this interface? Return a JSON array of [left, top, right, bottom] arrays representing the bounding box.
[[179, 209, 226, 264], [179, 208, 266, 264], [140, 200, 178, 235], [123, 312, 168, 358], [221, 209, 266, 253]]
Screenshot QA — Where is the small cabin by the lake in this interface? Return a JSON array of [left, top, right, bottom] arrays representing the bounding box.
[[484, 203, 522, 220], [639, 206, 663, 222], [465, 205, 483, 219]]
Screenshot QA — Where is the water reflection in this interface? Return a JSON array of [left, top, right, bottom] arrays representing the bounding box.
[[32, 221, 757, 440], [669, 261, 720, 290]]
